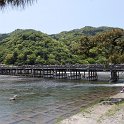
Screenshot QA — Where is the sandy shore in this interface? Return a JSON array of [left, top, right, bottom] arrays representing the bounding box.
[[60, 92, 124, 124]]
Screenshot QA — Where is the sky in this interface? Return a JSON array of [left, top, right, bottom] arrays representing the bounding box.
[[0, 0, 124, 34]]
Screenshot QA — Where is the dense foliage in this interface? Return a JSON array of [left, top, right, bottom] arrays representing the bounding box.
[[0, 27, 124, 65], [0, 0, 36, 8]]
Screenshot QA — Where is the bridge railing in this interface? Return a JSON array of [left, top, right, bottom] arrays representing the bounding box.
[[0, 64, 124, 70]]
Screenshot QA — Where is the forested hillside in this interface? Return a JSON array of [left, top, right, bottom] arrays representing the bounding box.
[[50, 26, 114, 45], [0, 33, 8, 42], [0, 27, 124, 65]]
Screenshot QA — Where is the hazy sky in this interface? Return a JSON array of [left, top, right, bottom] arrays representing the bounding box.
[[0, 0, 124, 34]]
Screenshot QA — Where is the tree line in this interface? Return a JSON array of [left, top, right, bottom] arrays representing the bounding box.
[[0, 27, 124, 65]]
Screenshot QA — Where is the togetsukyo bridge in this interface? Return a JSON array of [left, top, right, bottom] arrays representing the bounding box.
[[0, 64, 124, 82]]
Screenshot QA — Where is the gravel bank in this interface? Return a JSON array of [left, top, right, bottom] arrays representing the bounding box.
[[60, 92, 124, 124]]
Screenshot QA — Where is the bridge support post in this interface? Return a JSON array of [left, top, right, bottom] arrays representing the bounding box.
[[110, 70, 119, 82], [88, 70, 98, 81]]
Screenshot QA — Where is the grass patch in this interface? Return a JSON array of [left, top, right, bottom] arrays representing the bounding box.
[[105, 105, 120, 116], [118, 100, 124, 106], [56, 117, 64, 124]]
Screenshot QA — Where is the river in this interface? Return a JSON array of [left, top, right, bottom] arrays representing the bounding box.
[[0, 75, 121, 124]]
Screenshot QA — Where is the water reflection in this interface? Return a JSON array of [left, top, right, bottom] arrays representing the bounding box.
[[0, 75, 121, 124]]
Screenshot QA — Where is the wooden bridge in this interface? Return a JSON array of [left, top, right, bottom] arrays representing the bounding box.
[[0, 64, 124, 82]]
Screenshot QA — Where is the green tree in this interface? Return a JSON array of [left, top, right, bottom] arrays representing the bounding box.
[[26, 54, 36, 65], [48, 54, 56, 64], [4, 53, 14, 64], [79, 36, 94, 56], [93, 29, 124, 64], [35, 56, 45, 64]]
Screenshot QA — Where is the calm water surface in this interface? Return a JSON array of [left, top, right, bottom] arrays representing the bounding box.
[[0, 75, 120, 124]]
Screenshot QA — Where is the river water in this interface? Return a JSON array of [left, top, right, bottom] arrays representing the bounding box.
[[0, 75, 121, 124]]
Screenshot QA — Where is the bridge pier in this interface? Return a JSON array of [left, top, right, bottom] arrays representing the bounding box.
[[67, 69, 81, 80], [87, 70, 98, 81], [110, 70, 119, 82], [53, 69, 67, 79]]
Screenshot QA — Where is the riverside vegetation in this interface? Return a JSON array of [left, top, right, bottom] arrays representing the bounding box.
[[0, 26, 124, 65]]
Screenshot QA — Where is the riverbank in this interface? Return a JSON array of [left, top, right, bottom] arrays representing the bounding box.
[[60, 92, 124, 124]]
